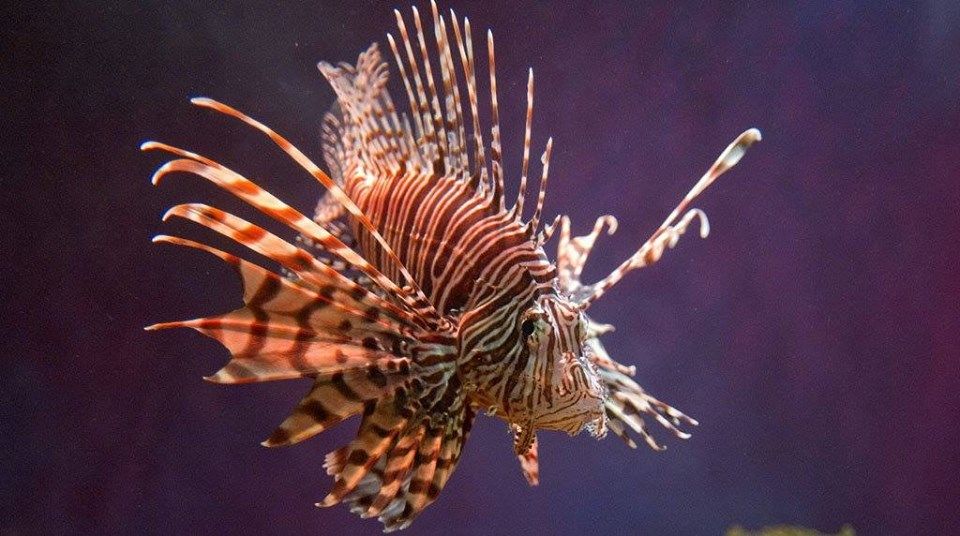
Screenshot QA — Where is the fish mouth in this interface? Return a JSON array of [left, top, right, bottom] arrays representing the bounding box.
[[578, 397, 608, 438], [561, 410, 607, 438], [584, 411, 608, 439]]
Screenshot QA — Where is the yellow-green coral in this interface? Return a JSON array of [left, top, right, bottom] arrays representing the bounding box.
[[726, 525, 855, 536]]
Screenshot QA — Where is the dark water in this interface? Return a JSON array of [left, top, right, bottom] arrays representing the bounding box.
[[4, 1, 959, 534]]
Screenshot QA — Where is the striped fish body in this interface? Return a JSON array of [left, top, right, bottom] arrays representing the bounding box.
[[343, 164, 561, 413], [320, 44, 551, 319], [346, 168, 588, 442], [146, 1, 760, 531], [340, 149, 549, 318], [319, 44, 604, 443]]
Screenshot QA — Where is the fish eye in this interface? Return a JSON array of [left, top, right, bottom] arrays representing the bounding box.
[[520, 318, 537, 339]]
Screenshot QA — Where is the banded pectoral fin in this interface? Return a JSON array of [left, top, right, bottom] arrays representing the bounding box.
[[586, 338, 698, 451], [149, 215, 471, 530], [315, 365, 475, 532], [148, 230, 420, 381]]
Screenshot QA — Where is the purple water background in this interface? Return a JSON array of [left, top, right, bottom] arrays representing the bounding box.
[[4, 1, 959, 534]]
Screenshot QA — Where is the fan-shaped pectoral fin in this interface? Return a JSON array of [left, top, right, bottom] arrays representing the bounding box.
[[316, 354, 475, 532], [586, 337, 698, 451]]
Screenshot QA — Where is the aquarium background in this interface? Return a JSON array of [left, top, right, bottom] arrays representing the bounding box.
[[4, 1, 959, 534]]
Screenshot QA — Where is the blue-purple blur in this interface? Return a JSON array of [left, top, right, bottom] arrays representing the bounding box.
[[4, 1, 959, 534]]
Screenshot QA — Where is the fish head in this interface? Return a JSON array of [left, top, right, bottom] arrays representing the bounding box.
[[518, 295, 607, 440]]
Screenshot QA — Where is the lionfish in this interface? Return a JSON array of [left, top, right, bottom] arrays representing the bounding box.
[[145, 1, 760, 531]]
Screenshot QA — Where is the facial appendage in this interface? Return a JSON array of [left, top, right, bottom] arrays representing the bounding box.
[[513, 296, 607, 453]]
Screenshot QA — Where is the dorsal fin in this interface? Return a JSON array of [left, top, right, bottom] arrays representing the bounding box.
[[376, 1, 552, 217], [411, 5, 450, 173], [431, 3, 468, 175], [449, 12, 487, 189], [487, 30, 504, 209], [512, 69, 535, 220]]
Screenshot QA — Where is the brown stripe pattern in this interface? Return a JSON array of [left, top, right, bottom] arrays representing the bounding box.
[[146, 0, 760, 531]]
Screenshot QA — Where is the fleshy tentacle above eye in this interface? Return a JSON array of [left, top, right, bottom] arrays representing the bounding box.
[[556, 214, 619, 299]]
